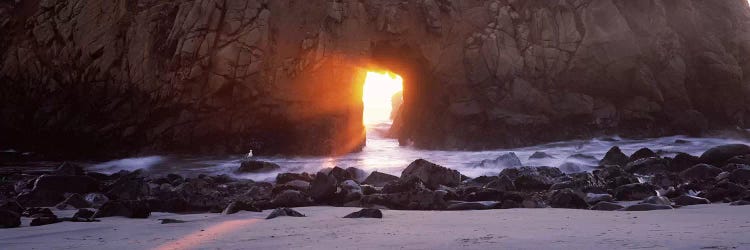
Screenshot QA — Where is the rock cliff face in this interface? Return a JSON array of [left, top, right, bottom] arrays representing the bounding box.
[[1, 0, 749, 157]]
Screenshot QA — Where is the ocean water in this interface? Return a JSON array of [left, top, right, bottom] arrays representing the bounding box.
[[87, 122, 750, 182]]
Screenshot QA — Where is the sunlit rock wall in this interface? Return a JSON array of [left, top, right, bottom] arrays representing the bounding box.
[[1, 0, 749, 156]]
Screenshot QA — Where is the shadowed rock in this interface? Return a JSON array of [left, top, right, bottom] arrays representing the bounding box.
[[590, 202, 624, 211], [699, 144, 750, 166], [674, 195, 710, 206], [0, 209, 21, 228], [343, 208, 383, 218], [266, 208, 305, 219], [401, 159, 461, 189], [622, 204, 673, 211], [236, 160, 281, 173], [363, 171, 399, 187]]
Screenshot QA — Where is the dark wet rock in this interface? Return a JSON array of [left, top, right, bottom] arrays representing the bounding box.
[[629, 148, 657, 163], [728, 168, 750, 185], [614, 183, 657, 201], [640, 196, 671, 206], [159, 218, 187, 224], [534, 167, 566, 179], [55, 194, 90, 210], [0, 209, 21, 228], [499, 199, 521, 209], [722, 163, 750, 173], [52, 162, 85, 176], [463, 176, 499, 188], [222, 201, 261, 215], [363, 171, 399, 187], [590, 202, 624, 211], [679, 164, 723, 181], [30, 213, 59, 226], [699, 182, 748, 202], [94, 200, 151, 218], [22, 207, 53, 217], [84, 193, 110, 208], [275, 173, 314, 184], [327, 167, 354, 183], [266, 207, 305, 219], [667, 153, 700, 172], [600, 146, 629, 167], [521, 197, 547, 208], [625, 157, 668, 175], [548, 189, 588, 209], [730, 200, 750, 206], [585, 193, 614, 204], [73, 209, 95, 220], [650, 173, 680, 188], [401, 159, 461, 189], [271, 190, 313, 207], [364, 178, 448, 210], [272, 180, 310, 195], [345, 167, 368, 183], [674, 195, 710, 206], [484, 175, 516, 191], [699, 144, 750, 166], [86, 172, 111, 181], [34, 175, 100, 194], [159, 197, 190, 213], [105, 172, 149, 201], [310, 172, 337, 202], [16, 189, 64, 207], [622, 203, 673, 211], [514, 174, 553, 191], [236, 160, 281, 173], [477, 152, 522, 168], [727, 155, 750, 166], [447, 201, 493, 210], [529, 151, 555, 159], [553, 172, 602, 191], [464, 188, 505, 202], [360, 184, 378, 196], [0, 200, 23, 214], [343, 208, 383, 218], [340, 180, 363, 202]]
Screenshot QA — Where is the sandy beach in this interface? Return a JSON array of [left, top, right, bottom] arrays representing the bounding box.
[[2, 204, 749, 250]]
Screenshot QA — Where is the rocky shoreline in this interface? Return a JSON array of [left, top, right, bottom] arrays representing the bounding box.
[[2, 143, 750, 229]]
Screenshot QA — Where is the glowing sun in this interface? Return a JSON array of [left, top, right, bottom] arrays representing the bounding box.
[[362, 71, 403, 125]]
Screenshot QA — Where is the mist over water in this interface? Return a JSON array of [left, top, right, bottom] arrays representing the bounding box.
[[88, 122, 750, 182]]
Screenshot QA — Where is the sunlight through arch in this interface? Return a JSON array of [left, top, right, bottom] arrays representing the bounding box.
[[362, 71, 403, 126]]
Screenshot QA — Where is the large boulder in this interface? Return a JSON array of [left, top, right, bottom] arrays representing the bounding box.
[[484, 174, 516, 191], [640, 196, 671, 206], [94, 200, 151, 218], [236, 160, 281, 173], [343, 208, 383, 218], [590, 202, 624, 211], [33, 175, 100, 194], [400, 159, 461, 189], [699, 144, 750, 166], [667, 153, 699, 172], [674, 195, 710, 206], [477, 152, 522, 168], [548, 189, 589, 209], [362, 171, 399, 187], [728, 168, 750, 185], [593, 166, 639, 189], [309, 172, 337, 202], [271, 190, 313, 207], [600, 146, 629, 167], [624, 157, 668, 175], [614, 183, 657, 201], [266, 207, 305, 219], [628, 148, 658, 163], [679, 164, 723, 181], [55, 194, 90, 210], [622, 204, 673, 211], [0, 209, 21, 228]]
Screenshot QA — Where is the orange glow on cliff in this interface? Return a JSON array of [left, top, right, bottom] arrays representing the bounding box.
[[362, 71, 403, 125]]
